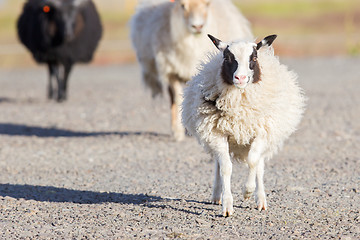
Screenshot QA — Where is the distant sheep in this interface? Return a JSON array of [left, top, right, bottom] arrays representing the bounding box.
[[17, 0, 102, 101], [182, 34, 306, 216], [130, 0, 253, 141]]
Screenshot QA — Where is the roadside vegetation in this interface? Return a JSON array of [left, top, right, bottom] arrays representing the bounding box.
[[0, 0, 359, 68]]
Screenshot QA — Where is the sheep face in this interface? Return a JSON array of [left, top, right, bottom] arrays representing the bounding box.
[[208, 34, 277, 89], [174, 0, 211, 34], [43, 0, 88, 42]]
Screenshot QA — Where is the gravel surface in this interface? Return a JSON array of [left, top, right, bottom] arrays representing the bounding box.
[[0, 58, 359, 239]]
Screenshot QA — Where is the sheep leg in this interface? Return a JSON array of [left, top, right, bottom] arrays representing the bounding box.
[[244, 138, 266, 210], [54, 64, 66, 102], [168, 80, 185, 141], [47, 63, 57, 100], [211, 138, 233, 216], [211, 158, 222, 204], [141, 60, 162, 97], [60, 63, 72, 101], [255, 157, 267, 211], [56, 63, 71, 102], [243, 164, 256, 200]]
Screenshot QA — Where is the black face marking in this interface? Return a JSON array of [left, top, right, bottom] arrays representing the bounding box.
[[249, 47, 261, 83], [221, 47, 238, 85], [249, 47, 257, 70]]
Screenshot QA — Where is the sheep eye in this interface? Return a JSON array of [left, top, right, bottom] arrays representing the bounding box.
[[253, 56, 257, 62], [181, 4, 185, 9]]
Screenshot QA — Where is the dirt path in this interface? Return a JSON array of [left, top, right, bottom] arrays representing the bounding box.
[[0, 58, 359, 239]]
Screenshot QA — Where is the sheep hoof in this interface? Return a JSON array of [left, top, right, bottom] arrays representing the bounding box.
[[173, 131, 185, 142], [257, 203, 267, 211], [47, 91, 53, 99], [222, 207, 234, 217], [221, 195, 233, 217], [243, 189, 254, 200], [56, 93, 67, 102], [256, 197, 267, 211], [211, 198, 221, 205]]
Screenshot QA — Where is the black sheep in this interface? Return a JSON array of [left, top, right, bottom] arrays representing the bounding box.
[[17, 0, 103, 101]]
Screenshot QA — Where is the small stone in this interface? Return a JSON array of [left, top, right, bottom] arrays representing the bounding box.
[[267, 222, 274, 227], [195, 218, 207, 225]]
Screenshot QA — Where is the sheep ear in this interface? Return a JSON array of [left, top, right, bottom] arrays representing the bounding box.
[[45, 0, 61, 8], [256, 35, 277, 50], [73, 0, 89, 7], [208, 34, 228, 51]]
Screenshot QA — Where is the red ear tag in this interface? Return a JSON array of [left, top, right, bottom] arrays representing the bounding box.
[[43, 5, 50, 13], [170, 0, 175, 2]]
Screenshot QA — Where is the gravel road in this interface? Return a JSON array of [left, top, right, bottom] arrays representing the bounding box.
[[0, 58, 359, 239]]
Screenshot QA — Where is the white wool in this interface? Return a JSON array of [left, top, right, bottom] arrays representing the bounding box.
[[130, 0, 253, 141], [130, 0, 253, 93], [182, 40, 306, 215], [182, 47, 306, 162]]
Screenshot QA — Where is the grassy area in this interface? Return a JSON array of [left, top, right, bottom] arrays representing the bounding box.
[[237, 0, 358, 18], [0, 0, 359, 68], [236, 0, 360, 56]]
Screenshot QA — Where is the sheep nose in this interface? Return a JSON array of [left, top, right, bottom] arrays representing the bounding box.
[[192, 24, 203, 32], [235, 75, 246, 81], [65, 30, 75, 42], [235, 75, 247, 84]]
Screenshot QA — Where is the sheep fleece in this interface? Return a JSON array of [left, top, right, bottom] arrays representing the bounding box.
[[182, 48, 306, 161]]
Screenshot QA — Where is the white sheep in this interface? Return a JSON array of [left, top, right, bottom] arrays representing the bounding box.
[[181, 34, 306, 216], [130, 0, 253, 141]]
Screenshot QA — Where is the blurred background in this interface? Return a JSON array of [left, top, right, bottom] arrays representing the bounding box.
[[0, 0, 359, 69]]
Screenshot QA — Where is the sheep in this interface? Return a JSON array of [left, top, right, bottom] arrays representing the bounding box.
[[130, 0, 253, 141], [17, 0, 102, 102], [181, 34, 306, 216]]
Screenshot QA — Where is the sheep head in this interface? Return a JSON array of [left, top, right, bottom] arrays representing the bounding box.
[[208, 34, 277, 89], [173, 0, 211, 34], [43, 0, 89, 42]]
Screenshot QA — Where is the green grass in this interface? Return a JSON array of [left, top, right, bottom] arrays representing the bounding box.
[[237, 0, 358, 18]]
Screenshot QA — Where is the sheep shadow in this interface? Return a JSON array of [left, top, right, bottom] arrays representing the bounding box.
[[0, 184, 209, 215], [0, 123, 169, 138], [0, 184, 162, 205], [0, 97, 14, 103]]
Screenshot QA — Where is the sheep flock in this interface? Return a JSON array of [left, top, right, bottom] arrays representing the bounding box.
[[16, 0, 306, 217]]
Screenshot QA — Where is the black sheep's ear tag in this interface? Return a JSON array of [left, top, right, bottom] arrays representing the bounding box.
[[43, 5, 50, 13], [256, 34, 277, 50], [208, 34, 228, 51]]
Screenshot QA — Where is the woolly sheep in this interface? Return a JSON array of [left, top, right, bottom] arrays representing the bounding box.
[[130, 0, 253, 141], [181, 34, 306, 216], [17, 0, 102, 101]]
